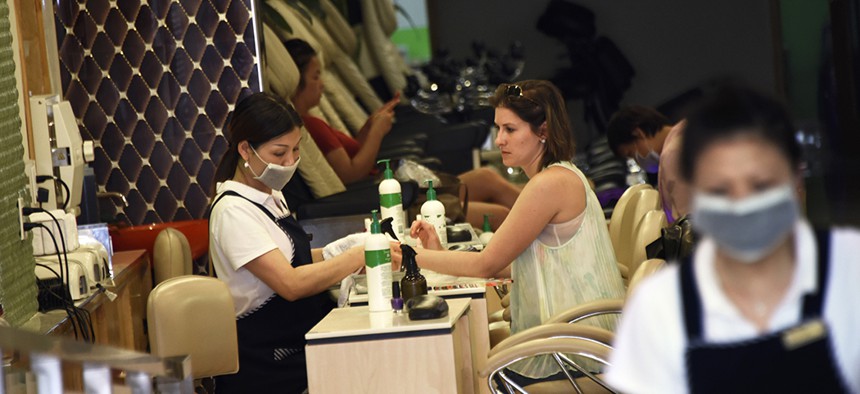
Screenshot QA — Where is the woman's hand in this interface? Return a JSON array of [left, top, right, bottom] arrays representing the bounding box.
[[368, 109, 394, 137], [366, 92, 399, 137], [389, 241, 403, 271], [411, 220, 444, 250]]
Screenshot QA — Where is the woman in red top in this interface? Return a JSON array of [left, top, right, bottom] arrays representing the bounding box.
[[285, 38, 520, 230]]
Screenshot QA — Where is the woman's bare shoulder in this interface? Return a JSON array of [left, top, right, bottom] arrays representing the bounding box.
[[526, 165, 585, 194]]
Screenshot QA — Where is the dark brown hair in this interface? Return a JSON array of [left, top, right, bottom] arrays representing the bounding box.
[[606, 106, 672, 156], [490, 80, 575, 169], [283, 38, 317, 92], [680, 84, 801, 182]]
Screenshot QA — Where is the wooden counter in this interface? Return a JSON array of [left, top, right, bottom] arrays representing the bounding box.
[[23, 249, 152, 351]]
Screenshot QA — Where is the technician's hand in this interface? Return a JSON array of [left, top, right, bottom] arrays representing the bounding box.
[[410, 220, 443, 251], [344, 245, 366, 273]]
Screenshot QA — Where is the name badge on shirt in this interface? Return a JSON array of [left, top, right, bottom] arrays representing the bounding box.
[[782, 319, 827, 351]]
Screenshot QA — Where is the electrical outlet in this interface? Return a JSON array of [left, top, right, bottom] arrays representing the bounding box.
[[17, 197, 25, 240]]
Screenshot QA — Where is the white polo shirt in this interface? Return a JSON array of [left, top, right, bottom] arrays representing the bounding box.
[[606, 220, 860, 394], [209, 181, 295, 317]]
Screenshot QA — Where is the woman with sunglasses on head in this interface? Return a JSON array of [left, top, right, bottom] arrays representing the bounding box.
[[402, 80, 625, 386], [208, 93, 367, 393], [606, 85, 860, 393], [284, 38, 520, 230]]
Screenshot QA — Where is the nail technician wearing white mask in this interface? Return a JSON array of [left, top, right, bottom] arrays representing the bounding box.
[[606, 86, 860, 393], [208, 93, 365, 393], [607, 106, 688, 224]]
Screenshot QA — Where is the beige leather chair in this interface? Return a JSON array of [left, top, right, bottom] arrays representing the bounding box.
[[615, 189, 662, 275], [147, 276, 239, 380], [481, 336, 616, 394], [608, 184, 652, 249], [608, 184, 652, 279], [629, 210, 668, 274], [626, 258, 666, 295], [489, 293, 512, 348], [153, 228, 193, 285]]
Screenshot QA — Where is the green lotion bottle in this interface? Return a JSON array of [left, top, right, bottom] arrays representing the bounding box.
[[365, 210, 393, 312]]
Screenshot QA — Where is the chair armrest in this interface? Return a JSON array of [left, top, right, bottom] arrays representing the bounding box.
[[488, 323, 615, 358], [480, 337, 613, 378], [616, 263, 629, 280], [545, 299, 625, 325]]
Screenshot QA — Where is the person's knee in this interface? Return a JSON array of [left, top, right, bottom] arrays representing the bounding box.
[[468, 167, 504, 184]]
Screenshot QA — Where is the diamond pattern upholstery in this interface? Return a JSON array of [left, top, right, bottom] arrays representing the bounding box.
[[57, 0, 261, 225]]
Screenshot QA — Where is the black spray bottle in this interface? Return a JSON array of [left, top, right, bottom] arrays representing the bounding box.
[[400, 244, 427, 301]]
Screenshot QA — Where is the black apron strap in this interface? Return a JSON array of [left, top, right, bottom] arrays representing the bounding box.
[[802, 230, 831, 319], [679, 253, 702, 340]]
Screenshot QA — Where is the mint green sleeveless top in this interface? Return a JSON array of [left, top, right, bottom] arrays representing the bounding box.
[[509, 161, 625, 378]]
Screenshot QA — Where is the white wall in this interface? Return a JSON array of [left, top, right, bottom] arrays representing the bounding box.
[[428, 0, 776, 107]]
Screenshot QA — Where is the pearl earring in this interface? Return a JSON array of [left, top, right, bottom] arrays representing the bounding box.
[[540, 138, 546, 144], [244, 162, 250, 168]]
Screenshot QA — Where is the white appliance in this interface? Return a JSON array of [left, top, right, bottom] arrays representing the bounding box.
[[77, 225, 114, 278], [38, 248, 107, 291], [35, 258, 89, 301], [30, 95, 94, 213], [29, 210, 79, 256], [78, 235, 112, 281]]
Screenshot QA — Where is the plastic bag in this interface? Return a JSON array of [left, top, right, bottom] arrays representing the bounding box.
[[395, 159, 440, 186]]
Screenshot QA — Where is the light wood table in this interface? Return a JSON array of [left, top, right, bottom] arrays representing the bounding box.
[[346, 280, 492, 393], [306, 298, 476, 393]]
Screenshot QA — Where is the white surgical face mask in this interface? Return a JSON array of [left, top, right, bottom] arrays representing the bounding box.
[[245, 147, 300, 190], [692, 183, 799, 263]]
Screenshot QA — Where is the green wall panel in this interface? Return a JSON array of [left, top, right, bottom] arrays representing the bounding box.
[[0, 0, 36, 327]]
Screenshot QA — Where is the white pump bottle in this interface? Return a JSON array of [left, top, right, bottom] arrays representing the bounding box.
[[420, 180, 447, 248]]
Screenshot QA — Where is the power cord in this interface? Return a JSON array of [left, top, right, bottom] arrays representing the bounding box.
[[23, 207, 70, 287], [24, 222, 95, 343], [35, 175, 70, 210]]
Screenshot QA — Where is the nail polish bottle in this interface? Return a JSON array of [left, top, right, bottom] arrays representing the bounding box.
[[390, 282, 404, 314]]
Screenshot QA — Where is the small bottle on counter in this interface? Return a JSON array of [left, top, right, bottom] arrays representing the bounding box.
[[420, 180, 447, 248], [479, 214, 495, 245], [390, 282, 404, 314], [400, 244, 428, 301]]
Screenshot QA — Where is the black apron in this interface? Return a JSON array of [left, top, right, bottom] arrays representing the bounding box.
[[680, 230, 849, 393], [211, 191, 335, 393]]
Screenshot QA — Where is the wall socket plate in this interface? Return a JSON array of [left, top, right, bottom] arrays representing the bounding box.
[[17, 197, 25, 240]]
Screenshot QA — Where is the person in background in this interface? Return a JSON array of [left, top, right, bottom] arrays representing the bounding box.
[[606, 85, 860, 393], [607, 106, 688, 223], [284, 38, 520, 230], [402, 80, 625, 386], [208, 93, 366, 393]]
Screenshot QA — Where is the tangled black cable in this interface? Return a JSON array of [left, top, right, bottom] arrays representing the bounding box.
[[26, 222, 96, 343]]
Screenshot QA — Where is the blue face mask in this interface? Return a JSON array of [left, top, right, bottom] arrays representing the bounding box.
[[634, 150, 660, 173], [692, 184, 799, 263]]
